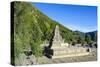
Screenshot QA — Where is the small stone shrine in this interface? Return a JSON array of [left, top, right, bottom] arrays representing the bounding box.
[[50, 25, 89, 58]]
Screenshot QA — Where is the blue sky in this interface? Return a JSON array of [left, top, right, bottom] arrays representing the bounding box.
[[32, 2, 97, 33]]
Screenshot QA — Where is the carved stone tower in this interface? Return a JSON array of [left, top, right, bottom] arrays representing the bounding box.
[[51, 25, 64, 49]]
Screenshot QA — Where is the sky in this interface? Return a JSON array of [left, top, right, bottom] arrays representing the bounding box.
[[32, 2, 97, 33]]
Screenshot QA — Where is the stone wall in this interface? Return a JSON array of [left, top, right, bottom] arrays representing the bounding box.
[[52, 47, 89, 59]]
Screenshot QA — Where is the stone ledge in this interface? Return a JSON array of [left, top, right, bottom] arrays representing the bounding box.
[[52, 52, 89, 59]]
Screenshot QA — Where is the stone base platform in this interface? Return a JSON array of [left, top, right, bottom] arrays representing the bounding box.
[[52, 52, 89, 59], [51, 47, 89, 59]]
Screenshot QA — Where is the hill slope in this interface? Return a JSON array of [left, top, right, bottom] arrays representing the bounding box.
[[85, 31, 97, 41], [11, 1, 97, 65], [12, 1, 75, 62]]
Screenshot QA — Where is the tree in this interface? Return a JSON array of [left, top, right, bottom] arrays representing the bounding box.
[[85, 34, 91, 44], [31, 40, 42, 64]]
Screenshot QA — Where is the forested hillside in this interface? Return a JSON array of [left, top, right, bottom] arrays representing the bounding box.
[[85, 31, 97, 42], [12, 1, 74, 57], [11, 1, 97, 64]]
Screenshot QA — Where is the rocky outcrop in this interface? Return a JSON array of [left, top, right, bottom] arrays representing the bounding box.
[[14, 50, 36, 66]]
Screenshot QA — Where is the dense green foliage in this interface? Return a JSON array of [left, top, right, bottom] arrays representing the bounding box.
[[85, 34, 91, 44], [13, 2, 43, 58], [85, 31, 97, 42], [12, 1, 97, 60]]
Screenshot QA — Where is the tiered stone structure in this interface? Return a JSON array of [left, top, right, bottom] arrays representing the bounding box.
[[51, 25, 64, 49], [51, 25, 89, 59]]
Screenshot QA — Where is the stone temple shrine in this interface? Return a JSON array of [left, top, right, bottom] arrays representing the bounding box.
[[46, 25, 89, 59]]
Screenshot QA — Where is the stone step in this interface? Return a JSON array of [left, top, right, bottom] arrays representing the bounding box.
[[53, 48, 88, 55], [52, 52, 89, 59], [52, 47, 88, 50], [54, 50, 87, 53], [51, 44, 67, 49], [53, 51, 89, 56]]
